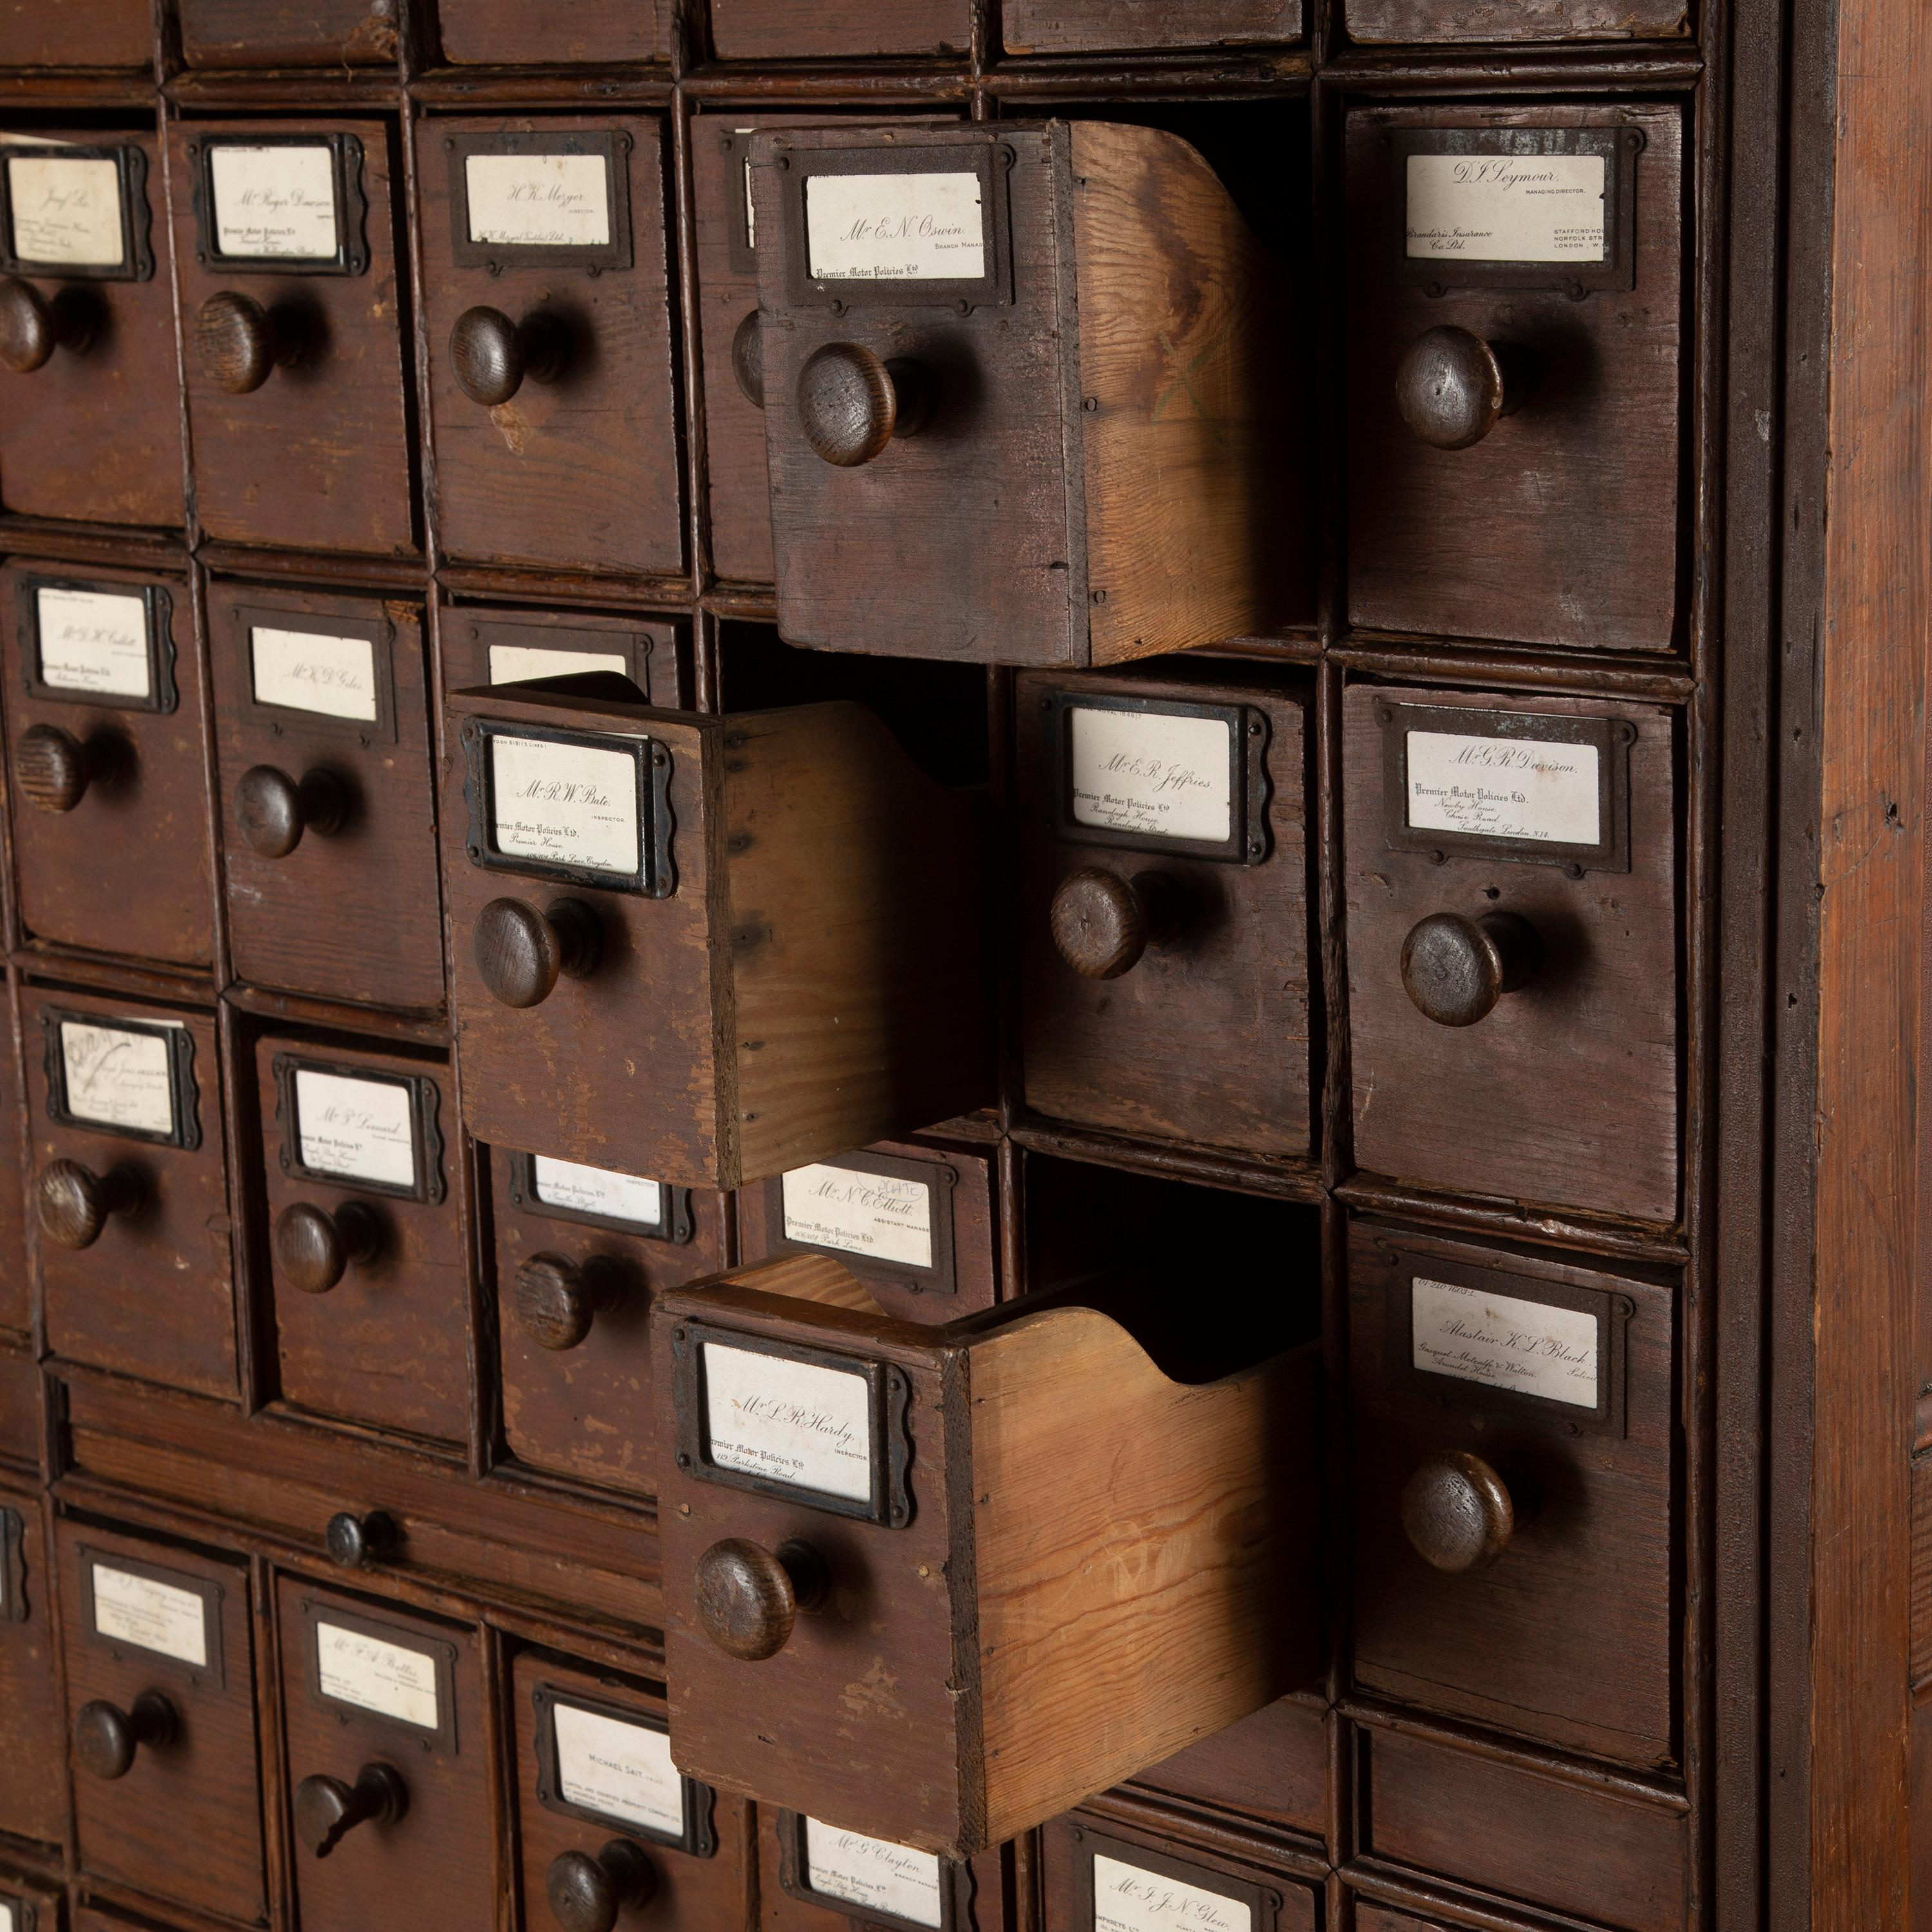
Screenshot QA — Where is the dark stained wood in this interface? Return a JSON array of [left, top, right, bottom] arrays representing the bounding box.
[[37, 1155, 143, 1249], [0, 1005, 27, 1340], [0, 1345, 37, 1466], [437, 0, 672, 65], [0, 1484, 64, 1848], [0, 0, 153, 64], [178, 0, 400, 64], [706, 0, 973, 59], [1004, 0, 1303, 53], [1345, 0, 1690, 41], [1128, 1696, 1327, 1837], [1039, 1812, 1318, 1932]]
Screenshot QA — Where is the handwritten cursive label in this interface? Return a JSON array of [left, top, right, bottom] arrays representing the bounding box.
[[782, 1162, 932, 1270], [805, 1819, 943, 1928], [1405, 726, 1601, 846], [465, 152, 611, 249], [315, 1620, 439, 1729], [294, 1068, 416, 1189], [553, 1702, 685, 1836], [7, 153, 124, 267], [1069, 705, 1232, 844], [1411, 1275, 1598, 1409], [489, 732, 642, 879], [532, 1154, 663, 1227], [209, 144, 339, 260], [60, 1019, 175, 1137], [703, 1342, 872, 1503], [1406, 153, 1607, 265], [91, 1561, 207, 1668], [36, 586, 150, 699], [488, 643, 628, 687], [1092, 1855, 1251, 1932], [250, 625, 378, 723], [804, 169, 985, 282]]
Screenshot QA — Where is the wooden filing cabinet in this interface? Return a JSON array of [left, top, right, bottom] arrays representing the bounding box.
[[756, 1808, 1009, 1931], [438, 605, 685, 706], [1344, 0, 1690, 39], [706, 0, 974, 60], [435, 0, 672, 64], [1037, 1814, 1318, 1932], [177, 0, 400, 64], [0, 1486, 62, 1850], [1003, 0, 1303, 53]]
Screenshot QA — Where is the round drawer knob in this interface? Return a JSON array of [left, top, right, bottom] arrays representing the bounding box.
[[694, 1537, 829, 1662], [1399, 911, 1541, 1028], [475, 896, 603, 1009], [196, 290, 294, 396], [450, 304, 570, 407], [547, 1841, 658, 1932], [234, 764, 352, 859], [1396, 325, 1530, 451], [294, 1761, 410, 1859], [731, 308, 765, 408], [0, 277, 54, 374], [273, 1199, 382, 1295], [15, 722, 115, 815], [797, 341, 934, 468], [513, 1253, 620, 1352], [1401, 1450, 1519, 1575], [37, 1158, 142, 1251], [325, 1509, 399, 1569], [75, 1690, 178, 1780], [1048, 866, 1181, 981]]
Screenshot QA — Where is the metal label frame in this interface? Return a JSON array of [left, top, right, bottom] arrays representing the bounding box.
[[42, 1006, 202, 1152], [718, 124, 760, 275], [506, 1149, 694, 1245], [1067, 1824, 1283, 1932], [444, 126, 635, 274], [467, 616, 658, 697], [0, 140, 155, 281], [189, 131, 370, 278], [1378, 700, 1634, 876], [0, 1508, 24, 1625], [775, 1812, 976, 1932], [670, 1319, 914, 1529], [78, 1543, 228, 1690], [0, 1886, 37, 1932], [531, 1682, 717, 1856], [234, 601, 399, 746], [299, 1595, 460, 1753], [272, 1052, 446, 1206], [762, 1152, 960, 1300], [17, 573, 178, 717]]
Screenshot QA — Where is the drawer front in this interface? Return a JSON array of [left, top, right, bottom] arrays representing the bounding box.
[[278, 1579, 490, 1932], [1004, 0, 1302, 53], [0, 132, 183, 527], [0, 1488, 62, 1848], [1346, 0, 1689, 40], [179, 0, 398, 64], [171, 120, 414, 556], [0, 1347, 37, 1468], [1343, 683, 1679, 1222], [5, 0, 151, 62], [257, 1037, 468, 1443], [417, 116, 682, 576], [492, 1144, 725, 1493], [511, 1649, 747, 1931], [2, 561, 213, 967], [61, 1520, 265, 1920], [438, 0, 670, 63], [1345, 104, 1683, 652], [209, 583, 443, 1012], [0, 1877, 61, 1932], [708, 0, 973, 58], [26, 987, 235, 1398], [1017, 672, 1311, 1155], [0, 1007, 25, 1338], [438, 607, 684, 708], [1039, 1815, 1316, 1932], [757, 1809, 1008, 1931], [1129, 1696, 1327, 1837], [1349, 1224, 1675, 1766]]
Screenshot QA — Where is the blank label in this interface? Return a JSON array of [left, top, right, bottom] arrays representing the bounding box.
[[466, 152, 611, 247], [1406, 153, 1607, 264], [703, 1341, 872, 1502], [251, 627, 379, 723], [1092, 1854, 1251, 1932], [1070, 706, 1231, 844], [489, 732, 641, 879], [209, 144, 338, 260], [1405, 727, 1601, 846], [804, 169, 984, 281], [92, 1562, 208, 1669], [533, 1154, 663, 1227], [782, 1163, 932, 1269], [315, 1620, 440, 1730], [7, 153, 124, 267], [294, 1069, 417, 1189], [806, 1819, 943, 1928], [36, 587, 150, 699], [553, 1702, 684, 1836], [488, 644, 628, 687], [1411, 1275, 1598, 1409], [61, 1020, 175, 1137]]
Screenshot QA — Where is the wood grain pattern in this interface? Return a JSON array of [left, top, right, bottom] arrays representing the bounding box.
[[1005, 0, 1303, 53], [0, 1345, 37, 1468], [1128, 1694, 1327, 1836], [1345, 0, 1689, 40], [437, 0, 671, 63], [707, 0, 972, 59], [0, 0, 152, 62], [0, 1484, 63, 1849], [177, 0, 398, 63]]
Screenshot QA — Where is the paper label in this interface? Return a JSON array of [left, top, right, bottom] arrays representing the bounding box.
[[737, 126, 756, 249], [7, 153, 124, 267], [489, 732, 641, 879], [36, 587, 151, 699], [805, 169, 985, 282], [465, 152, 611, 249], [1406, 152, 1607, 264], [251, 626, 379, 723], [314, 1620, 440, 1730], [294, 1068, 417, 1189], [782, 1163, 933, 1269], [1092, 1855, 1252, 1932], [1405, 728, 1601, 846], [552, 1703, 685, 1836], [533, 1154, 663, 1227], [1069, 706, 1231, 844], [209, 144, 339, 260], [60, 1020, 175, 1136], [488, 644, 629, 687], [91, 1562, 208, 1669], [0, 1898, 15, 1932], [703, 1341, 872, 1502], [805, 1820, 943, 1929], [1411, 1276, 1599, 1410]]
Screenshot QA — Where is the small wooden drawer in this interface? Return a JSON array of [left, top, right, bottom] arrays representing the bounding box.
[[1016, 669, 1312, 1157], [0, 1347, 36, 1468], [60, 1519, 265, 1921], [278, 1578, 491, 1932], [654, 1258, 1321, 1857], [437, 0, 670, 63], [1, 558, 213, 967], [1039, 1814, 1317, 1932], [708, 0, 972, 59], [440, 682, 989, 1189], [417, 115, 682, 576], [25, 985, 236, 1399], [1130, 1695, 1327, 1838], [1005, 0, 1302, 53], [439, 605, 685, 706], [1343, 683, 1679, 1222], [749, 122, 1297, 667], [0, 131, 182, 527], [3, 0, 151, 63], [1345, 103, 1684, 653], [179, 0, 398, 64], [208, 582, 442, 1014], [0, 1487, 62, 1849], [511, 1647, 748, 1931], [170, 120, 415, 557], [757, 1808, 1009, 1931], [1349, 1223, 1675, 1767], [491, 1144, 725, 1495], [256, 1035, 468, 1444], [1345, 0, 1689, 41]]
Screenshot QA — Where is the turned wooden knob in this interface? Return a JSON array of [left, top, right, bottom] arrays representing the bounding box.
[[235, 764, 351, 858], [1396, 325, 1530, 451], [75, 1690, 178, 1780], [694, 1537, 829, 1662], [450, 305, 569, 406], [196, 290, 287, 395], [1049, 867, 1181, 980], [547, 1841, 658, 1932], [38, 1159, 142, 1251], [513, 1253, 620, 1352], [731, 308, 764, 408], [273, 1199, 382, 1295], [797, 341, 933, 467], [325, 1509, 399, 1569], [1401, 1450, 1520, 1574], [475, 896, 602, 1009], [294, 1762, 409, 1859], [1400, 911, 1541, 1028], [16, 722, 114, 815], [0, 276, 54, 373]]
